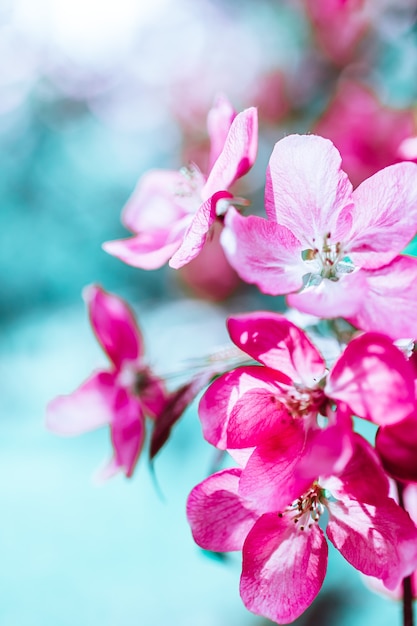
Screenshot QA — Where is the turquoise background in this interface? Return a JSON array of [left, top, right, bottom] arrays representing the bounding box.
[[1, 1, 416, 624]]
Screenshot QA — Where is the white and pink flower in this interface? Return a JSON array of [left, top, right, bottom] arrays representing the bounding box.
[[221, 134, 417, 337], [103, 97, 258, 270]]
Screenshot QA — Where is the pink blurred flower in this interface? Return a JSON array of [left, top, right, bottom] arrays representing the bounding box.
[[221, 133, 417, 337], [303, 0, 371, 65], [314, 81, 416, 187], [187, 436, 417, 623], [46, 285, 166, 478], [103, 97, 258, 270]]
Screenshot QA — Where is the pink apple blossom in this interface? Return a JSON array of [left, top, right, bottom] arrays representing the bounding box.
[[221, 133, 417, 337], [46, 285, 166, 478], [187, 436, 417, 624], [199, 312, 415, 508], [103, 97, 258, 270]]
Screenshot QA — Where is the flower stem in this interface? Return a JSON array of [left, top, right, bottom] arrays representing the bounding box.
[[397, 481, 414, 626]]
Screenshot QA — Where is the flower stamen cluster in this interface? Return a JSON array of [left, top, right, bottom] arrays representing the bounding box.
[[280, 483, 327, 531], [302, 232, 355, 288]]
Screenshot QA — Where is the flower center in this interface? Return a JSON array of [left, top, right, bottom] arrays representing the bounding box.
[[276, 381, 327, 418], [279, 483, 329, 531], [117, 363, 150, 396], [301, 233, 355, 288], [174, 165, 205, 212]]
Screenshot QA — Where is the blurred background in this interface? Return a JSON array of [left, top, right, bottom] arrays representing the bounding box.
[[1, 0, 417, 624]]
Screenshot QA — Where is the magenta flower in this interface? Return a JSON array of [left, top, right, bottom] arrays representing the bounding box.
[[46, 285, 166, 478], [187, 436, 417, 624], [199, 312, 415, 508], [314, 81, 417, 186], [103, 96, 258, 270], [221, 134, 417, 337]]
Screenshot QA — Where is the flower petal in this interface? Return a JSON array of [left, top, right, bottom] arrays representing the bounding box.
[[203, 107, 258, 199], [287, 270, 368, 318], [227, 312, 325, 386], [186, 468, 259, 552], [326, 332, 415, 425], [296, 406, 354, 480], [103, 231, 182, 270], [138, 372, 167, 419], [169, 192, 231, 269], [376, 413, 417, 482], [241, 513, 328, 624], [265, 134, 353, 245], [120, 170, 194, 233], [221, 207, 305, 295], [46, 371, 116, 435], [323, 434, 390, 504], [348, 162, 417, 269], [326, 496, 417, 590], [207, 94, 236, 169], [110, 389, 145, 478], [238, 426, 311, 512], [348, 256, 417, 339], [198, 366, 291, 450], [83, 284, 143, 369]]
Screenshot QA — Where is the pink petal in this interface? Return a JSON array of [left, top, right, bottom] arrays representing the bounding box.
[[265, 134, 353, 245], [228, 448, 255, 467], [326, 497, 417, 590], [103, 231, 182, 270], [46, 371, 117, 435], [376, 412, 417, 482], [198, 366, 291, 450], [169, 191, 231, 269], [296, 407, 354, 480], [138, 372, 167, 419], [186, 468, 259, 552], [348, 256, 417, 339], [326, 332, 416, 426], [203, 107, 258, 199], [121, 169, 200, 233], [287, 269, 368, 318], [207, 94, 236, 169], [325, 435, 417, 590], [110, 389, 145, 478], [227, 312, 325, 386], [226, 380, 296, 449], [238, 426, 312, 512], [221, 208, 305, 295], [360, 483, 417, 599], [241, 513, 328, 624], [83, 284, 143, 369], [348, 162, 417, 269], [323, 434, 390, 504]]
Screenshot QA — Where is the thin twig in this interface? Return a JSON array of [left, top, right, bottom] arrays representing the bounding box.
[[397, 480, 414, 626]]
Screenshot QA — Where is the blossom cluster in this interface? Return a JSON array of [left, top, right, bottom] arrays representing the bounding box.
[[47, 85, 417, 623]]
